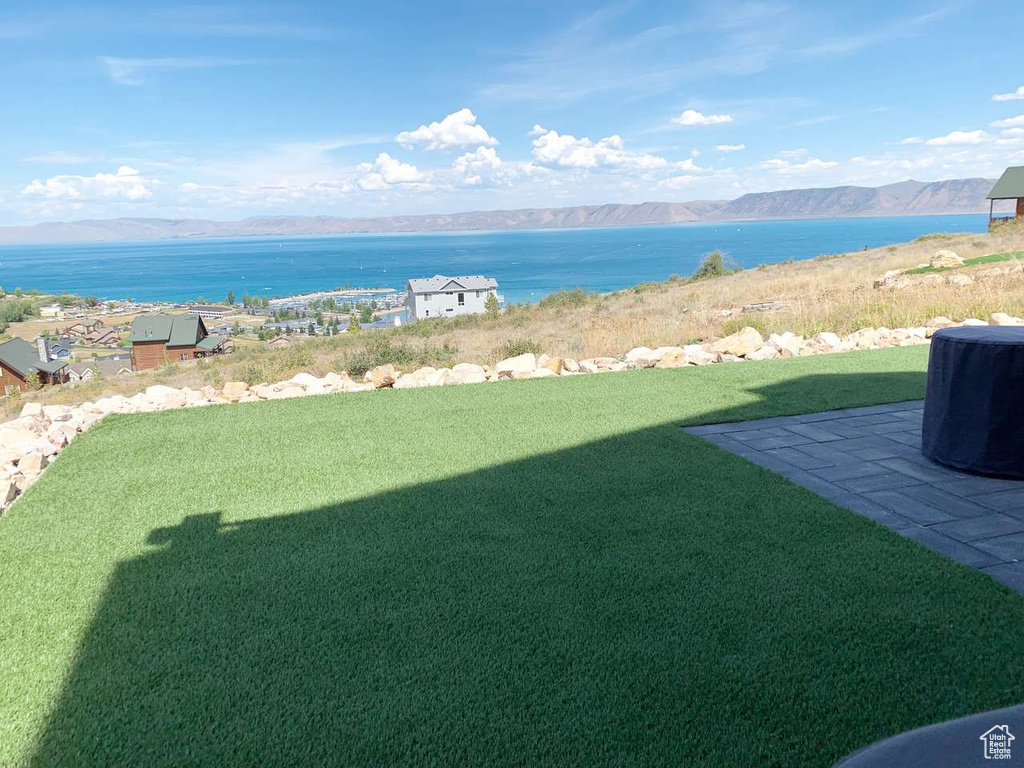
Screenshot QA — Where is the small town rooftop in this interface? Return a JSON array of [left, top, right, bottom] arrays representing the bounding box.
[[0, 338, 68, 377], [407, 275, 498, 294]]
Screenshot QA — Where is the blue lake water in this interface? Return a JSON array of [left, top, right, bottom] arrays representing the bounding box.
[[0, 214, 987, 304]]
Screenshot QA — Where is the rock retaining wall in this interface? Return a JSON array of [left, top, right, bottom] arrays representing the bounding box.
[[2, 312, 1022, 514]]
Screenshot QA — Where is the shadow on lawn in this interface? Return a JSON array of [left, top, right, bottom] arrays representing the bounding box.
[[30, 370, 966, 768]]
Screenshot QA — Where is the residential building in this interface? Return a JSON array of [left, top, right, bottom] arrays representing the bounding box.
[[61, 319, 120, 346], [405, 275, 501, 321], [187, 305, 233, 320], [267, 335, 292, 348], [129, 314, 229, 370], [988, 166, 1024, 229], [0, 338, 69, 394], [45, 338, 73, 360], [39, 303, 64, 319], [66, 356, 134, 383]]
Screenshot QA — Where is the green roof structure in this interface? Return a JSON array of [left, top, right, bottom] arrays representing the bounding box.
[[129, 314, 209, 347], [196, 335, 227, 351], [987, 166, 1024, 199], [0, 338, 68, 377]]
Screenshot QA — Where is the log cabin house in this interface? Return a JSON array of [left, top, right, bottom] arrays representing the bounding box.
[[0, 337, 70, 394], [129, 314, 229, 371]]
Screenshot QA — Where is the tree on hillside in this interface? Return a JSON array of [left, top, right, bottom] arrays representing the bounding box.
[[359, 306, 374, 324], [347, 315, 360, 333], [691, 251, 736, 281], [226, 290, 235, 306], [485, 292, 500, 317], [307, 322, 315, 336]]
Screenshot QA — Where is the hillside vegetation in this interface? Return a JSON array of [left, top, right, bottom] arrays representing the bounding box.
[[4, 220, 1024, 419]]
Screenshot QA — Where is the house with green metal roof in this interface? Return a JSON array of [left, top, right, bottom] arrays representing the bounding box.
[[129, 314, 229, 370], [0, 337, 69, 394], [987, 166, 1024, 229]]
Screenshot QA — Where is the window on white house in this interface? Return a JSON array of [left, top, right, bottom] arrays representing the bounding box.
[[423, 293, 431, 302], [458, 292, 465, 306], [179, 353, 189, 361], [476, 291, 481, 298]]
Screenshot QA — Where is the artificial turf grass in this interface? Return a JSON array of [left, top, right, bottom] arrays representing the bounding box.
[[3, 346, 1024, 766], [904, 250, 1024, 274]]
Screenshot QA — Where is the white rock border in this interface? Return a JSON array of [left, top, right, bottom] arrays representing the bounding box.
[[2, 311, 1021, 514]]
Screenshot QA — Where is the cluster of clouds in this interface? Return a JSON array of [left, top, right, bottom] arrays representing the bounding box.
[[22, 165, 160, 202], [17, 90, 1024, 218]]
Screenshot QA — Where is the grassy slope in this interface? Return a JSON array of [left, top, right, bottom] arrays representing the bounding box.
[[2, 347, 1024, 767]]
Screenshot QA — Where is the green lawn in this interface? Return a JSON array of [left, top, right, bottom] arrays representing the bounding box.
[[3, 346, 1024, 767], [904, 249, 1024, 274]]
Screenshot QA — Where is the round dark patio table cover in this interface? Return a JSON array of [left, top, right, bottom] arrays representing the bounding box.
[[922, 326, 1024, 478]]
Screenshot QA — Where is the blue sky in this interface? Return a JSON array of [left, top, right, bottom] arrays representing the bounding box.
[[2, 0, 1024, 224]]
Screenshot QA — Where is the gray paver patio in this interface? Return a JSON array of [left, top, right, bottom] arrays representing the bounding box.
[[685, 400, 1024, 595]]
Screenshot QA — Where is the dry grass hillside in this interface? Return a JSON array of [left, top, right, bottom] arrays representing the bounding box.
[[4, 220, 1024, 419]]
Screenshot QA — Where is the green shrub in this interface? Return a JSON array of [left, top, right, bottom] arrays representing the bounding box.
[[492, 338, 542, 360], [345, 336, 416, 376], [538, 288, 590, 310], [691, 251, 738, 281]]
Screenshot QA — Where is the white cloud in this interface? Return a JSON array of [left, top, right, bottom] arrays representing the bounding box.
[[19, 150, 91, 164], [992, 115, 1024, 129], [22, 165, 161, 200], [759, 157, 838, 174], [924, 129, 987, 146], [1002, 127, 1024, 137], [355, 153, 428, 191], [671, 109, 733, 126], [993, 87, 1024, 102], [530, 125, 676, 170], [100, 56, 245, 85], [777, 148, 808, 158], [452, 147, 504, 186], [900, 137, 924, 144], [396, 108, 497, 151], [716, 143, 746, 152]]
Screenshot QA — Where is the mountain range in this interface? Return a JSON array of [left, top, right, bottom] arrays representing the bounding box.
[[0, 177, 996, 245]]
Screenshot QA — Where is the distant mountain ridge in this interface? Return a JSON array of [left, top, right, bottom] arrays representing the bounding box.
[[0, 178, 995, 245]]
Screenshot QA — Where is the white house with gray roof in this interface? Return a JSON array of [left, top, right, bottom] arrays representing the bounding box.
[[405, 275, 501, 321]]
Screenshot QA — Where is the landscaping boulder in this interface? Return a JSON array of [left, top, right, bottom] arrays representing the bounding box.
[[562, 358, 580, 373], [20, 403, 43, 419], [145, 385, 186, 409], [768, 332, 803, 357], [746, 345, 779, 360], [17, 451, 48, 476], [654, 350, 689, 368], [364, 364, 399, 388], [495, 353, 537, 378], [930, 250, 964, 269], [222, 381, 249, 400], [530, 367, 558, 379], [289, 372, 322, 388], [624, 347, 657, 368], [990, 312, 1023, 326], [451, 363, 488, 384], [710, 327, 763, 357]]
